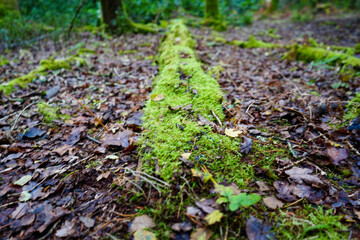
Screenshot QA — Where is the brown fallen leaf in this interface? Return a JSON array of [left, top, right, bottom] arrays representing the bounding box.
[[263, 196, 284, 209], [256, 181, 270, 191], [102, 130, 133, 150], [129, 215, 156, 233], [326, 147, 348, 165], [190, 228, 212, 240], [285, 167, 323, 186], [56, 220, 76, 237], [225, 128, 242, 138], [151, 93, 164, 101]]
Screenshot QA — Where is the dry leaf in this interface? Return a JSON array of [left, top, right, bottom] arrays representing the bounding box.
[[129, 215, 156, 233], [14, 175, 32, 186], [190, 228, 212, 240], [151, 94, 164, 101], [181, 153, 192, 160], [225, 128, 242, 138], [263, 196, 284, 209]]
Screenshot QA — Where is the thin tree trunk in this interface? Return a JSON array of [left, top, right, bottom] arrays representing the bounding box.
[[100, 0, 123, 33], [205, 0, 221, 21]]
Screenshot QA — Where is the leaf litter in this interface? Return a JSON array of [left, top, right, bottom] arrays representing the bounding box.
[[0, 15, 360, 239]]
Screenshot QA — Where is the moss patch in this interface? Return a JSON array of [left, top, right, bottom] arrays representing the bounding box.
[[284, 44, 360, 69], [230, 35, 281, 48], [140, 20, 244, 183], [0, 56, 84, 95], [0, 56, 9, 66], [270, 204, 348, 239], [37, 101, 70, 123]]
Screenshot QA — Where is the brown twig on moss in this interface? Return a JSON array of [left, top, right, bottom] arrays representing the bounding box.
[[67, 94, 110, 133]]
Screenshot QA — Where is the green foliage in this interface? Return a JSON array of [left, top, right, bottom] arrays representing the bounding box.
[[216, 185, 261, 211], [0, 0, 99, 48], [271, 204, 349, 239], [37, 101, 70, 123], [343, 93, 360, 123]]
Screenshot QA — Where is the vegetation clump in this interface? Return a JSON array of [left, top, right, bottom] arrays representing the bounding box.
[[230, 35, 281, 48], [285, 43, 360, 69], [0, 56, 85, 95], [37, 101, 70, 123], [140, 20, 243, 183], [271, 204, 349, 239]]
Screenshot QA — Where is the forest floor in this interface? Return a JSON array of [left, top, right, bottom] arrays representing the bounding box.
[[0, 14, 360, 240]]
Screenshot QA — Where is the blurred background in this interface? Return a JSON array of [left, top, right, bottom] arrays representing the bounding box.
[[1, 0, 359, 49]]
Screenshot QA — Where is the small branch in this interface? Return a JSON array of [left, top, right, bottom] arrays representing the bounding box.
[[211, 110, 222, 126], [67, 94, 110, 133], [67, 0, 86, 39], [6, 101, 40, 140]]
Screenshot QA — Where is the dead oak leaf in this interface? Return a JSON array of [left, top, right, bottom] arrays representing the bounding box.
[[263, 196, 284, 209], [326, 147, 348, 165], [285, 167, 323, 186]]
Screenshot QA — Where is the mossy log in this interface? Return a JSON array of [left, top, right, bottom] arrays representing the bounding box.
[[285, 44, 360, 69], [0, 56, 85, 95], [140, 20, 241, 182]]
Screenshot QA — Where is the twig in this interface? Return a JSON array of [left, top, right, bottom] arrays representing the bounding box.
[[279, 105, 310, 121], [67, 94, 110, 132], [6, 101, 39, 140], [211, 110, 222, 126], [86, 135, 101, 144], [346, 140, 360, 156], [283, 198, 304, 208], [276, 157, 307, 173], [67, 0, 85, 39], [0, 201, 19, 209], [245, 101, 255, 119]]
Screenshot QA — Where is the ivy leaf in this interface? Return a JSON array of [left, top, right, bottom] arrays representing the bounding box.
[[229, 193, 261, 211], [205, 210, 223, 225]]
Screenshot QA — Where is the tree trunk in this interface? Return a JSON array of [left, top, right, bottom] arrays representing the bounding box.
[[205, 0, 221, 21], [100, 0, 123, 33]]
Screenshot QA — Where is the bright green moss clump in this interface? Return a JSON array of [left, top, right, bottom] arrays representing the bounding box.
[[271, 204, 348, 239], [37, 101, 70, 123], [230, 35, 281, 48], [140, 20, 242, 183], [0, 56, 9, 66], [285, 44, 360, 69]]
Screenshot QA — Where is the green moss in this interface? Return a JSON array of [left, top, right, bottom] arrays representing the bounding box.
[[271, 204, 349, 239], [230, 35, 281, 48], [37, 101, 70, 123], [0, 56, 84, 95], [266, 28, 281, 39], [343, 93, 360, 124], [214, 37, 227, 44], [78, 48, 96, 55], [119, 49, 137, 55], [285, 44, 360, 69], [140, 20, 243, 183], [355, 43, 360, 54], [0, 56, 9, 66]]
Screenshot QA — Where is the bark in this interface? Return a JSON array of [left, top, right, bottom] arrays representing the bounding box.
[[205, 0, 221, 20], [100, 0, 123, 33]]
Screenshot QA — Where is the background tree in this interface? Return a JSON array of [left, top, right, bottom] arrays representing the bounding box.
[[205, 0, 221, 21], [100, 0, 123, 33]]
